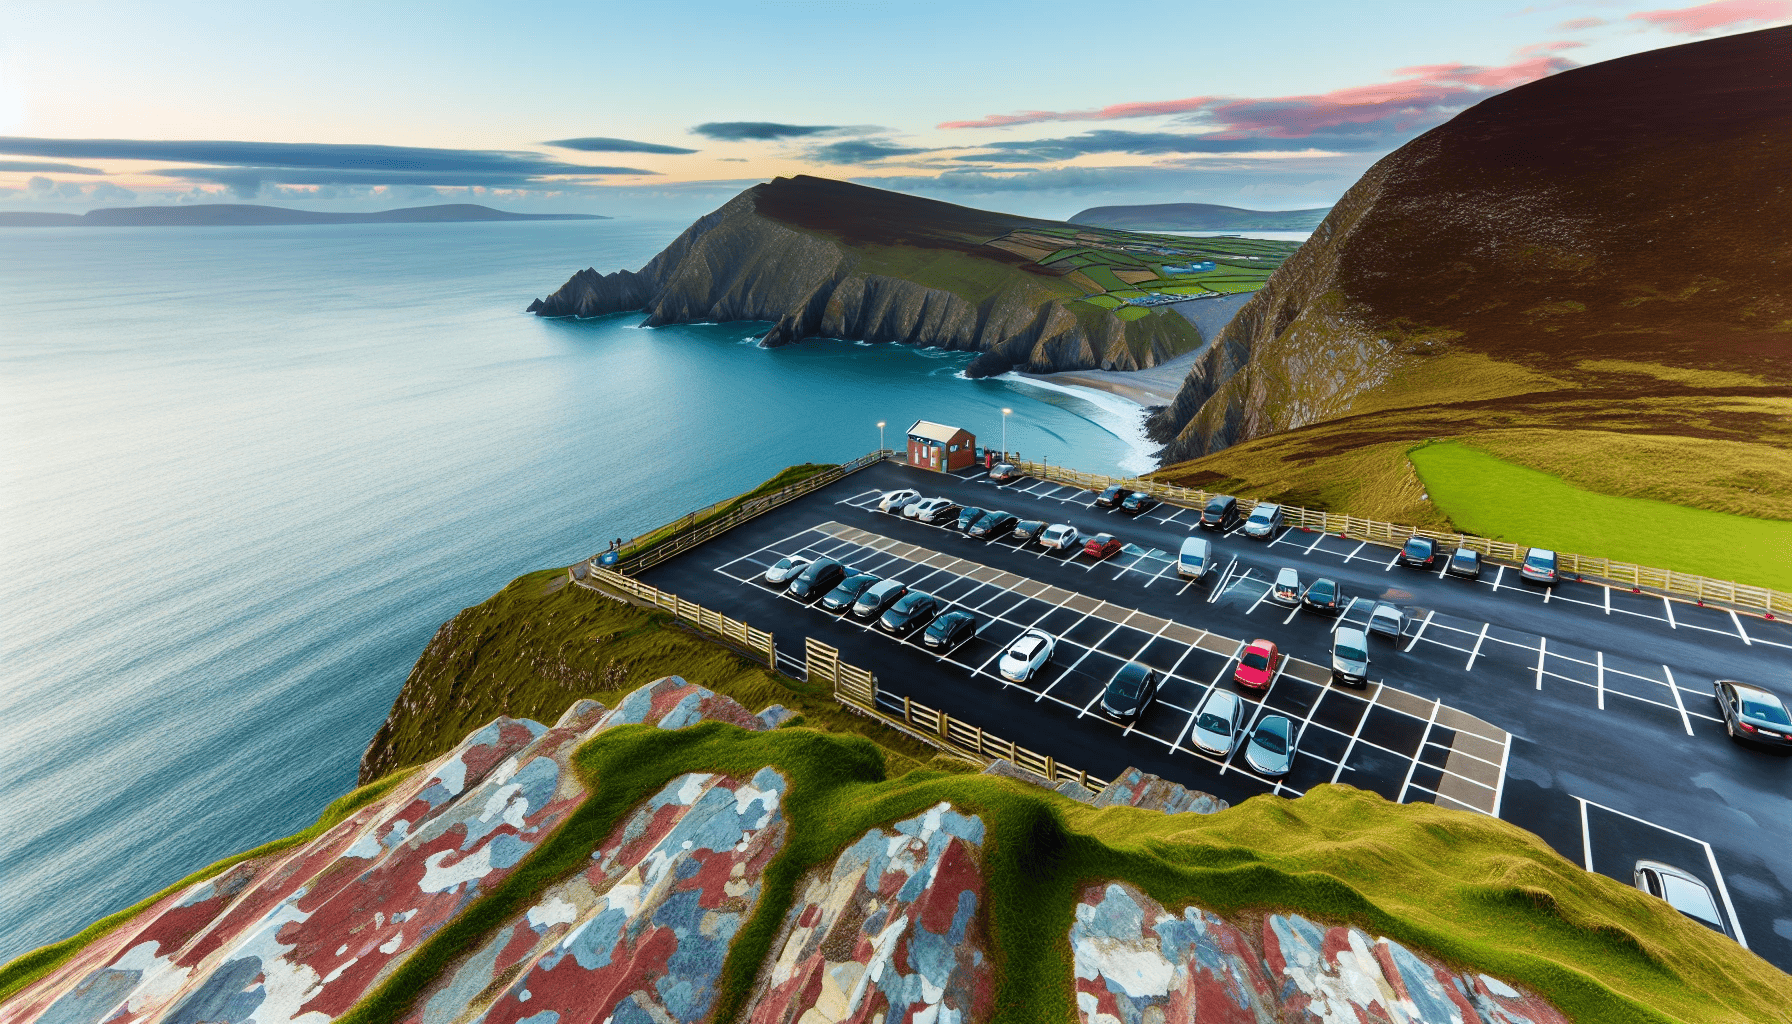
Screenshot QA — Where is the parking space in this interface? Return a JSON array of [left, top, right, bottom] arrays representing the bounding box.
[[1577, 797, 1744, 945]]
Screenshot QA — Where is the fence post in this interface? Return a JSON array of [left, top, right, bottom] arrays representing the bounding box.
[[903, 694, 912, 724]]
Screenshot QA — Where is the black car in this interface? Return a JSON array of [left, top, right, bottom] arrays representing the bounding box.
[[787, 558, 847, 601], [1715, 680, 1792, 749], [851, 578, 907, 620], [819, 572, 879, 612], [955, 506, 986, 531], [1095, 484, 1127, 508], [1446, 547, 1482, 580], [879, 592, 942, 637], [922, 609, 978, 651], [1120, 491, 1160, 515], [969, 510, 1019, 538], [1199, 495, 1240, 531], [1100, 662, 1159, 722], [1012, 519, 1047, 544], [1399, 536, 1436, 568], [1301, 577, 1341, 615]]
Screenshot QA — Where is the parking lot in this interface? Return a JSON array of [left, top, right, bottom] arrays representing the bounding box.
[[635, 459, 1792, 966]]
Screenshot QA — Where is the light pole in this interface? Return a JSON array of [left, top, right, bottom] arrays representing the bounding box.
[[1001, 408, 1012, 460], [877, 420, 886, 455]]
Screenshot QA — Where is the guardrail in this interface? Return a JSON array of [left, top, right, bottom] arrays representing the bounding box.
[[607, 450, 892, 574], [584, 566, 776, 668], [1016, 461, 1789, 617], [805, 637, 1110, 792]]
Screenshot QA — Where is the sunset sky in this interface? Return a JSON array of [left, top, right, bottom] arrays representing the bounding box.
[[3, 0, 1787, 218]]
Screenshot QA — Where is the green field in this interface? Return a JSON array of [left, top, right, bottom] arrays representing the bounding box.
[[1410, 441, 1792, 590]]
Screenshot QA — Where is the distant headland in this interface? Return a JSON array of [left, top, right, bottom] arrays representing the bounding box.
[[0, 202, 608, 228]]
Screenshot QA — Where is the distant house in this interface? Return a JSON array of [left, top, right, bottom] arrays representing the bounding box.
[[906, 420, 976, 473]]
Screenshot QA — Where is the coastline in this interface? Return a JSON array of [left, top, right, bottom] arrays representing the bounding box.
[[1017, 347, 1200, 408]]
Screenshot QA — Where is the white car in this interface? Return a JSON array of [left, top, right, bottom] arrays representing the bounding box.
[[763, 555, 811, 585], [878, 488, 922, 513], [908, 496, 955, 522], [1177, 536, 1212, 580], [1038, 524, 1081, 551], [1271, 567, 1301, 605], [998, 630, 1056, 682], [1190, 688, 1244, 757]]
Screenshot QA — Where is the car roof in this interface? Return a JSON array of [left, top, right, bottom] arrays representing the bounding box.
[[1454, 547, 1478, 559], [1091, 533, 1114, 542], [1009, 636, 1042, 654], [1335, 626, 1368, 644], [1116, 662, 1150, 680], [868, 578, 903, 591], [1732, 682, 1785, 705], [1254, 715, 1290, 737], [1406, 535, 1432, 547], [1275, 567, 1299, 582], [1527, 547, 1556, 558], [1179, 537, 1210, 554], [1201, 688, 1239, 713]]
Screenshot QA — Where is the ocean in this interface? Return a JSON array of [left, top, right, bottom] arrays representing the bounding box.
[[0, 219, 1162, 960]]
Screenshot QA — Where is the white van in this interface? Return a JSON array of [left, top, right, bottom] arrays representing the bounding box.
[[1178, 536, 1213, 580]]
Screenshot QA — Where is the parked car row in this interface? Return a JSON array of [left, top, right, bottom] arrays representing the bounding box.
[[760, 555, 982, 651], [881, 490, 1134, 560]]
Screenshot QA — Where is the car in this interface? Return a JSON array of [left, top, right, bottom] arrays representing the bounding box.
[[787, 557, 847, 601], [955, 506, 986, 531], [763, 555, 811, 585], [851, 578, 908, 620], [1095, 483, 1128, 508], [998, 629, 1056, 682], [1521, 547, 1560, 585], [1119, 490, 1159, 515], [1012, 519, 1047, 544], [879, 488, 922, 513], [1199, 495, 1241, 531], [1714, 680, 1792, 748], [1039, 523, 1081, 551], [1446, 547, 1482, 579], [922, 609, 978, 651], [1244, 714, 1298, 777], [1271, 567, 1301, 605], [879, 591, 942, 637], [1234, 639, 1280, 690], [908, 497, 957, 522], [1100, 662, 1159, 722], [988, 462, 1021, 482], [1301, 577, 1341, 615], [1083, 533, 1122, 560], [1242, 502, 1283, 539], [969, 511, 1019, 538], [1398, 536, 1436, 569], [819, 572, 879, 612], [1177, 536, 1213, 580], [1634, 860, 1729, 936], [1331, 626, 1371, 688], [1190, 688, 1245, 757], [1366, 601, 1404, 641]]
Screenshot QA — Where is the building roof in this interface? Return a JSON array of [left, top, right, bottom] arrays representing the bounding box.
[[908, 419, 970, 443]]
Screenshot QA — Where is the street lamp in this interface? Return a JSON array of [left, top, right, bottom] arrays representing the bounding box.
[[877, 420, 886, 455], [1001, 408, 1012, 460]]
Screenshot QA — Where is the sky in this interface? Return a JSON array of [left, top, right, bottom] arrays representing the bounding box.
[[1, 0, 1787, 220]]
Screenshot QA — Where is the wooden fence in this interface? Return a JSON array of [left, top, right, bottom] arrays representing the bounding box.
[[607, 450, 890, 573], [1017, 460, 1790, 616], [805, 637, 1110, 792], [587, 566, 775, 668]]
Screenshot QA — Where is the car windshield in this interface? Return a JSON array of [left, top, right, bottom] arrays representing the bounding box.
[[1242, 651, 1269, 671], [1254, 730, 1286, 755], [1248, 511, 1272, 523], [1092, 534, 1113, 545], [1404, 538, 1430, 554], [1204, 499, 1227, 513], [1525, 552, 1554, 568], [773, 557, 797, 570], [1110, 678, 1140, 699], [1455, 549, 1476, 563], [1741, 697, 1791, 725], [1310, 581, 1334, 597], [1336, 643, 1367, 662], [845, 575, 876, 592], [893, 593, 929, 612], [1197, 713, 1232, 735], [1661, 876, 1721, 923], [868, 581, 901, 598]]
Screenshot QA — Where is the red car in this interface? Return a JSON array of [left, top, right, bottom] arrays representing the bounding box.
[[1234, 639, 1281, 690], [1083, 533, 1122, 560]]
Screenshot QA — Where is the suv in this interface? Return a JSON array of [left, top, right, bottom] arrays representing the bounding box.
[[1200, 495, 1241, 532], [1242, 502, 1282, 539], [1177, 537, 1212, 580], [1331, 627, 1371, 687]]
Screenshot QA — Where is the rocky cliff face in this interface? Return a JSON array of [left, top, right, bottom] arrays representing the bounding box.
[[1148, 26, 1792, 464], [527, 176, 1202, 377]]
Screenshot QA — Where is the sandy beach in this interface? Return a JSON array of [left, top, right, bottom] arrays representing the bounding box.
[[1019, 348, 1201, 407]]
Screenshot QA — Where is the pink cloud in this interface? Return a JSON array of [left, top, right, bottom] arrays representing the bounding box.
[[1558, 16, 1607, 29], [938, 57, 1576, 135], [1628, 0, 1792, 33], [1516, 39, 1588, 56]]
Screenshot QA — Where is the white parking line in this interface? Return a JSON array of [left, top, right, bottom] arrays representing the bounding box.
[[1491, 731, 1514, 817], [1662, 597, 1677, 629], [1331, 597, 1360, 633], [1573, 796, 1747, 949], [1245, 584, 1274, 616], [1404, 610, 1435, 652], [1491, 565, 1505, 593], [1595, 649, 1604, 708], [1383, 549, 1401, 571], [1342, 541, 1367, 563], [1464, 623, 1491, 671], [1397, 699, 1443, 804], [1303, 532, 1328, 554], [1729, 610, 1752, 645], [1604, 586, 1611, 615], [1662, 665, 1693, 736]]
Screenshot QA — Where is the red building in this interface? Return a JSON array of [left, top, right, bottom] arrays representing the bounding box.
[[906, 420, 976, 473]]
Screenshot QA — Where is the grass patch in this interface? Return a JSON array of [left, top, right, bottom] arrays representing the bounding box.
[[1410, 441, 1792, 590], [1115, 305, 1153, 321], [339, 724, 1784, 1024], [0, 769, 416, 1004]]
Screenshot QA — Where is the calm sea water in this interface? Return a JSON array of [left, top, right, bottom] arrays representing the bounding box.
[[0, 219, 1155, 960]]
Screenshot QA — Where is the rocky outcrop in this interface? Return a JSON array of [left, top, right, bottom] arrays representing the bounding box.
[[527, 176, 1202, 377], [1071, 882, 1571, 1024], [1090, 766, 1229, 815]]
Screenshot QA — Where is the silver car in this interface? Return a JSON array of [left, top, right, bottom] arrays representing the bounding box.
[[1244, 714, 1298, 777], [878, 488, 921, 513], [1522, 547, 1560, 585], [1331, 627, 1370, 688], [1271, 567, 1301, 605], [1038, 523, 1081, 551], [1243, 502, 1283, 539], [1367, 601, 1404, 641], [999, 629, 1056, 682], [1190, 688, 1244, 757], [1634, 860, 1728, 937], [763, 555, 811, 585]]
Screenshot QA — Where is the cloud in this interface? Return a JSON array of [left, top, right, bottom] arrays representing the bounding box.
[[1515, 40, 1587, 56], [1558, 16, 1607, 29], [805, 139, 935, 164], [0, 159, 105, 174], [20, 175, 135, 204], [544, 136, 698, 154], [1628, 0, 1792, 33], [972, 128, 1396, 163], [941, 97, 1219, 131], [689, 121, 837, 141]]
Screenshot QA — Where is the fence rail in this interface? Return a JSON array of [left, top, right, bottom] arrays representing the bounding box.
[[805, 638, 1108, 792], [586, 566, 775, 667], [1017, 461, 1789, 616]]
